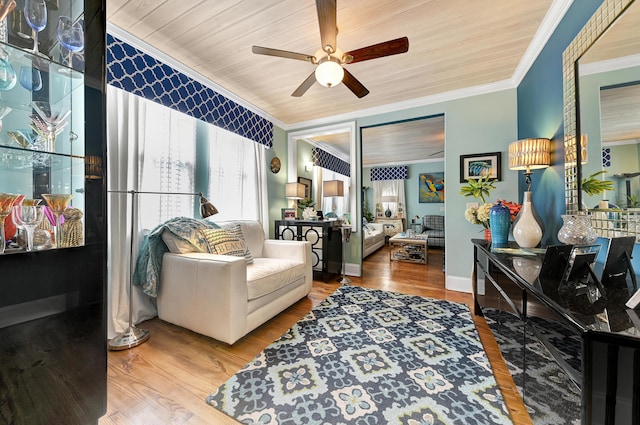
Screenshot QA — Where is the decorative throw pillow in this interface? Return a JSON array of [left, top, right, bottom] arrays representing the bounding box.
[[221, 224, 254, 264], [200, 228, 253, 264]]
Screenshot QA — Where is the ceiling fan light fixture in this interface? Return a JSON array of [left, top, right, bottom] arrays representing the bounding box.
[[315, 57, 344, 88]]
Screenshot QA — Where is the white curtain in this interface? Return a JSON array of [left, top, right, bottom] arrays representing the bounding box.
[[313, 166, 323, 212], [107, 87, 270, 338], [206, 124, 268, 229], [106, 86, 158, 338], [373, 179, 406, 218]]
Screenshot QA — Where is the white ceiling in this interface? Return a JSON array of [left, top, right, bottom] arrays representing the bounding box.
[[105, 1, 638, 166], [106, 0, 563, 128]]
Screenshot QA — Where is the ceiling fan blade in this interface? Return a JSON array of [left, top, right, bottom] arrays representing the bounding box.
[[343, 37, 409, 64], [316, 0, 337, 53], [342, 69, 369, 98], [252, 46, 315, 62], [292, 72, 317, 97]]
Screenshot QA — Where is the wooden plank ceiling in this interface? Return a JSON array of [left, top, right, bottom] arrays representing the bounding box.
[[106, 0, 554, 127]]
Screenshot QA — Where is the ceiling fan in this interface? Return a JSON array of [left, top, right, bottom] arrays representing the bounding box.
[[252, 0, 409, 98]]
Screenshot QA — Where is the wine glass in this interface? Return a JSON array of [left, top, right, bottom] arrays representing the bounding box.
[[23, 0, 47, 57], [56, 16, 83, 71], [0, 48, 16, 91], [0, 193, 20, 254], [41, 193, 72, 248], [12, 204, 43, 251], [19, 65, 42, 91]]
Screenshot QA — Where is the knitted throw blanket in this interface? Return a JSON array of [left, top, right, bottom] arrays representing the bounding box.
[[133, 217, 218, 297]]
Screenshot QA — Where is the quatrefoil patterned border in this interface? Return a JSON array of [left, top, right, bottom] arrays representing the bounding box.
[[106, 34, 273, 148]]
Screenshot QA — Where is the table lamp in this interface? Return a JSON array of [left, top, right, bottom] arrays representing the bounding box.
[[508, 138, 550, 248]]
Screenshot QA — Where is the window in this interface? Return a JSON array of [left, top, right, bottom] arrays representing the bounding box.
[[137, 100, 197, 230], [207, 124, 265, 222]]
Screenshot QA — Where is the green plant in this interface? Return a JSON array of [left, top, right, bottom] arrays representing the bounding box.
[[581, 170, 614, 196], [628, 194, 640, 208], [459, 175, 497, 204], [297, 197, 315, 211]]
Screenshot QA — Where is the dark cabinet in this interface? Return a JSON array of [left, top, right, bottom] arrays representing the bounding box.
[[275, 220, 342, 281], [472, 240, 640, 425], [0, 1, 106, 423]]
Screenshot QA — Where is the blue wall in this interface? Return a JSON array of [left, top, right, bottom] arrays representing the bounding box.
[[517, 0, 604, 245]]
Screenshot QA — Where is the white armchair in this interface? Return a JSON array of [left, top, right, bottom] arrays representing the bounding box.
[[157, 221, 312, 344]]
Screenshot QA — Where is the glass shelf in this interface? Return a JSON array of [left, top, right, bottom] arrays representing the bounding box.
[[0, 3, 87, 253]]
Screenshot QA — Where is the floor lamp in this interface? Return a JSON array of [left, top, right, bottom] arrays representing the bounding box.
[[107, 190, 218, 351], [322, 180, 350, 284]]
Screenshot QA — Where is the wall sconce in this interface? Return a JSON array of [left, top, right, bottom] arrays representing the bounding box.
[[305, 161, 314, 173]]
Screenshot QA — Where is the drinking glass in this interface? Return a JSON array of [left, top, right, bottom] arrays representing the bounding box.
[[12, 204, 43, 251], [23, 0, 47, 57], [19, 65, 42, 91], [0, 48, 16, 91], [0, 193, 20, 254], [56, 16, 83, 71], [41, 193, 72, 248]]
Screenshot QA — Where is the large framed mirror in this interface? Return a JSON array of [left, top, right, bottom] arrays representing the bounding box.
[[563, 0, 637, 214]]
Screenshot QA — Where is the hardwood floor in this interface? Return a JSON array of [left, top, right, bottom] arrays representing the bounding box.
[[100, 246, 532, 425]]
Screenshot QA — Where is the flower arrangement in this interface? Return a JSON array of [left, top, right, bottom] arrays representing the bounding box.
[[500, 200, 522, 222], [464, 200, 521, 229], [302, 206, 317, 220], [465, 203, 493, 229]]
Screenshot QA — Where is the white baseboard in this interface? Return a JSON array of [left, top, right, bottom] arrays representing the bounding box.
[[446, 275, 472, 293]]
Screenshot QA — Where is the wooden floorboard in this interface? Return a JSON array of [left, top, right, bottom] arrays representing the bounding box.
[[100, 246, 532, 425]]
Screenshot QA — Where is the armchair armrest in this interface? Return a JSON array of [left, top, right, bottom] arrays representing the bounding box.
[[158, 252, 249, 344], [263, 239, 310, 261], [263, 240, 313, 288]]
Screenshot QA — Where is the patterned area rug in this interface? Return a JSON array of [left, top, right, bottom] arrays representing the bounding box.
[[207, 285, 513, 424], [482, 308, 581, 425]]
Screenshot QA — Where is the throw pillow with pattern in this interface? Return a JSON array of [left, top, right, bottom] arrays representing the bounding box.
[[200, 228, 253, 264], [221, 224, 254, 263]]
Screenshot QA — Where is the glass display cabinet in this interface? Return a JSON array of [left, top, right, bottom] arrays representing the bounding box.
[[0, 0, 106, 423]]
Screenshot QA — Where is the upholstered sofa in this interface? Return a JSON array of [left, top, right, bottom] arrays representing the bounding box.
[[421, 215, 445, 248], [156, 220, 313, 344], [363, 222, 385, 258]]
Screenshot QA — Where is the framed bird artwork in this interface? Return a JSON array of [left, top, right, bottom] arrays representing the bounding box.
[[419, 172, 444, 203]]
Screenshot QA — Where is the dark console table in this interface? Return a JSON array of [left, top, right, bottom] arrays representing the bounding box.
[[275, 220, 342, 281], [472, 239, 640, 425]]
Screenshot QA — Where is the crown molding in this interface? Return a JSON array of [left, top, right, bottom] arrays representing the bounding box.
[[287, 79, 516, 131], [511, 0, 574, 85], [579, 54, 640, 76]]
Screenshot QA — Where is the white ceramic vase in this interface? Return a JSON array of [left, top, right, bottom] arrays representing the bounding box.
[[512, 191, 543, 248]]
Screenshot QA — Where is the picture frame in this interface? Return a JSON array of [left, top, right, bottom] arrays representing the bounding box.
[[281, 208, 296, 220], [459, 152, 502, 182], [297, 176, 312, 199], [419, 172, 444, 203]]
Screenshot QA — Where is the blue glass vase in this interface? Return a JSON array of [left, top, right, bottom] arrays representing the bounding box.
[[489, 201, 511, 246]]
